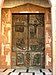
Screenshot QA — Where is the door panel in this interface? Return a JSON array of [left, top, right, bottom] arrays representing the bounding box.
[[12, 13, 45, 68], [12, 14, 28, 66]]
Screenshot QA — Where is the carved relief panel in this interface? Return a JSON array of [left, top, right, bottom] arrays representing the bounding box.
[[12, 13, 45, 68]]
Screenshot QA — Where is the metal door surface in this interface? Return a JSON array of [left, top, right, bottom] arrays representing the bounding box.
[[12, 13, 45, 68]]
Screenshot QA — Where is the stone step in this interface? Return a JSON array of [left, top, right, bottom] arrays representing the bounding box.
[[0, 69, 52, 75], [2, 69, 15, 75]]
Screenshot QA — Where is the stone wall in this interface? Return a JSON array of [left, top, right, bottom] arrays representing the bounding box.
[[0, 3, 52, 69], [45, 9, 52, 69], [0, 9, 12, 68]]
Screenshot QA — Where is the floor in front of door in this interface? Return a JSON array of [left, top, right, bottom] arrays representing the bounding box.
[[0, 68, 52, 75]]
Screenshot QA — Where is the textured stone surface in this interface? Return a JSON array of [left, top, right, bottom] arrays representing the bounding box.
[[1, 3, 52, 69], [45, 9, 52, 69], [1, 9, 11, 68], [3, 0, 50, 8]]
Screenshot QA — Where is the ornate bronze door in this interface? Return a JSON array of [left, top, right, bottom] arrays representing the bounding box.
[[12, 13, 45, 68]]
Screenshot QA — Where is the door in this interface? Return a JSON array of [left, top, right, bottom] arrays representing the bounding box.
[[12, 13, 45, 68]]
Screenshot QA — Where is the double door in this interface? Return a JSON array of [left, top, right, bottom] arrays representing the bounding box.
[[12, 13, 45, 68]]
